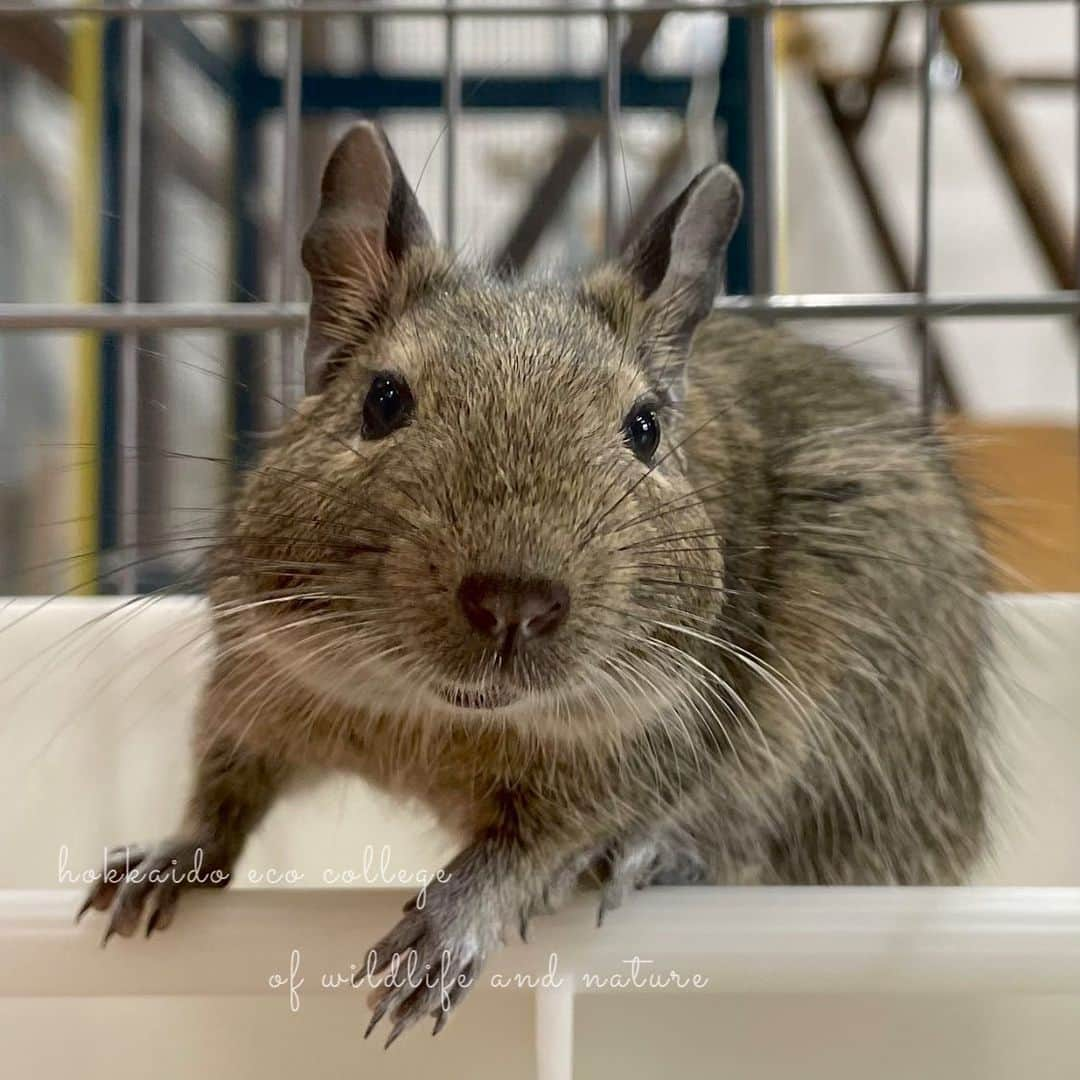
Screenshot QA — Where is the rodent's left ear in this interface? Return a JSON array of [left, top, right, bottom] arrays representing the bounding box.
[[620, 163, 743, 349], [301, 121, 434, 392]]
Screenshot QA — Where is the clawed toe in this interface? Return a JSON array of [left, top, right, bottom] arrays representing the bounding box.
[[360, 894, 484, 1048], [75, 845, 147, 926], [595, 836, 709, 924], [77, 840, 228, 943]]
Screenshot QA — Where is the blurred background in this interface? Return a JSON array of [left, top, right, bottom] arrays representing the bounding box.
[[1, 8, 1078, 1076], [0, 0, 1077, 598]]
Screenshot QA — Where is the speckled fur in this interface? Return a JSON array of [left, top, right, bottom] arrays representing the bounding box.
[[83, 125, 992, 1041]]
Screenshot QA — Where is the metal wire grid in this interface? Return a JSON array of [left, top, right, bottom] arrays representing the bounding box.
[[0, 0, 1077, 580], [0, 1, 1077, 337], [0, 2, 1076, 334]]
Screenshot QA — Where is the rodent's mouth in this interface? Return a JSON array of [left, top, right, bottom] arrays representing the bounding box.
[[434, 684, 519, 711]]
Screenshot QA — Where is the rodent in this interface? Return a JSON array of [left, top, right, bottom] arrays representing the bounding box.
[[79, 121, 992, 1044]]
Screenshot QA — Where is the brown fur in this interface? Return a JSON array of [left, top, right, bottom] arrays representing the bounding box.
[[82, 125, 992, 1042]]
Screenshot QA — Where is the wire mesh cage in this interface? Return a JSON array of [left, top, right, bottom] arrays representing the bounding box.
[[1, 14, 1080, 1079], [0, 0, 1077, 596]]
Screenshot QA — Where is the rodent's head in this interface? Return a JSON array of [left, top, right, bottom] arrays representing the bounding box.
[[220, 122, 742, 736]]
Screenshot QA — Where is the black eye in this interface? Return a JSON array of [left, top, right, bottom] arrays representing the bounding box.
[[622, 403, 661, 464], [362, 371, 414, 440]]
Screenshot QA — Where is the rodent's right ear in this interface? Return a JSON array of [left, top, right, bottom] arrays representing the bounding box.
[[301, 122, 433, 393], [620, 163, 743, 350]]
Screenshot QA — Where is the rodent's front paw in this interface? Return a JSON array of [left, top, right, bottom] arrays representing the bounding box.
[[358, 885, 497, 1047], [596, 835, 709, 925], [76, 839, 231, 943]]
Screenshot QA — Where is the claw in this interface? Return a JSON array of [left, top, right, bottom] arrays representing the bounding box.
[[382, 980, 434, 1049], [146, 889, 178, 937], [78, 839, 233, 952], [366, 946, 391, 979], [597, 884, 624, 927], [431, 1007, 450, 1037], [383, 1017, 408, 1050], [364, 992, 392, 1039], [75, 893, 95, 924], [357, 862, 491, 1046]]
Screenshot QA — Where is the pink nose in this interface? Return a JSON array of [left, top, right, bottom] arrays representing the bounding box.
[[457, 575, 570, 654]]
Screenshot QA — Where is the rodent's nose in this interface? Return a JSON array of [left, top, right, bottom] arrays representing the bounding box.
[[457, 574, 570, 653]]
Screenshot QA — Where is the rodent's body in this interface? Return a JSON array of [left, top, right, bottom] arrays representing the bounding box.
[[82, 124, 992, 1040], [681, 317, 988, 883], [201, 311, 988, 887]]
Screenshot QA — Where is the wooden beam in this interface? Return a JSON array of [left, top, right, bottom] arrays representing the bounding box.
[[495, 10, 665, 274], [818, 77, 962, 413], [0, 16, 69, 90], [0, 15, 228, 210], [940, 7, 1073, 288]]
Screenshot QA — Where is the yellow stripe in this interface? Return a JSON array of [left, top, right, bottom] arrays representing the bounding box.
[[774, 13, 792, 293], [70, 13, 102, 593]]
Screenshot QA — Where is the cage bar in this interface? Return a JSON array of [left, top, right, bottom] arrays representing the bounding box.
[[0, 0, 1075, 432], [280, 8, 303, 407], [4, 293, 1080, 334], [603, 10, 621, 258], [116, 1, 144, 593], [748, 4, 775, 295], [3, 2, 1053, 18], [444, 0, 460, 250], [916, 2, 938, 421], [1075, 0, 1080, 463]]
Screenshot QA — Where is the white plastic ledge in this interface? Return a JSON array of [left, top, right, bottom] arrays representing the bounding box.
[[5, 887, 1079, 1080], [3, 887, 1080, 998]]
